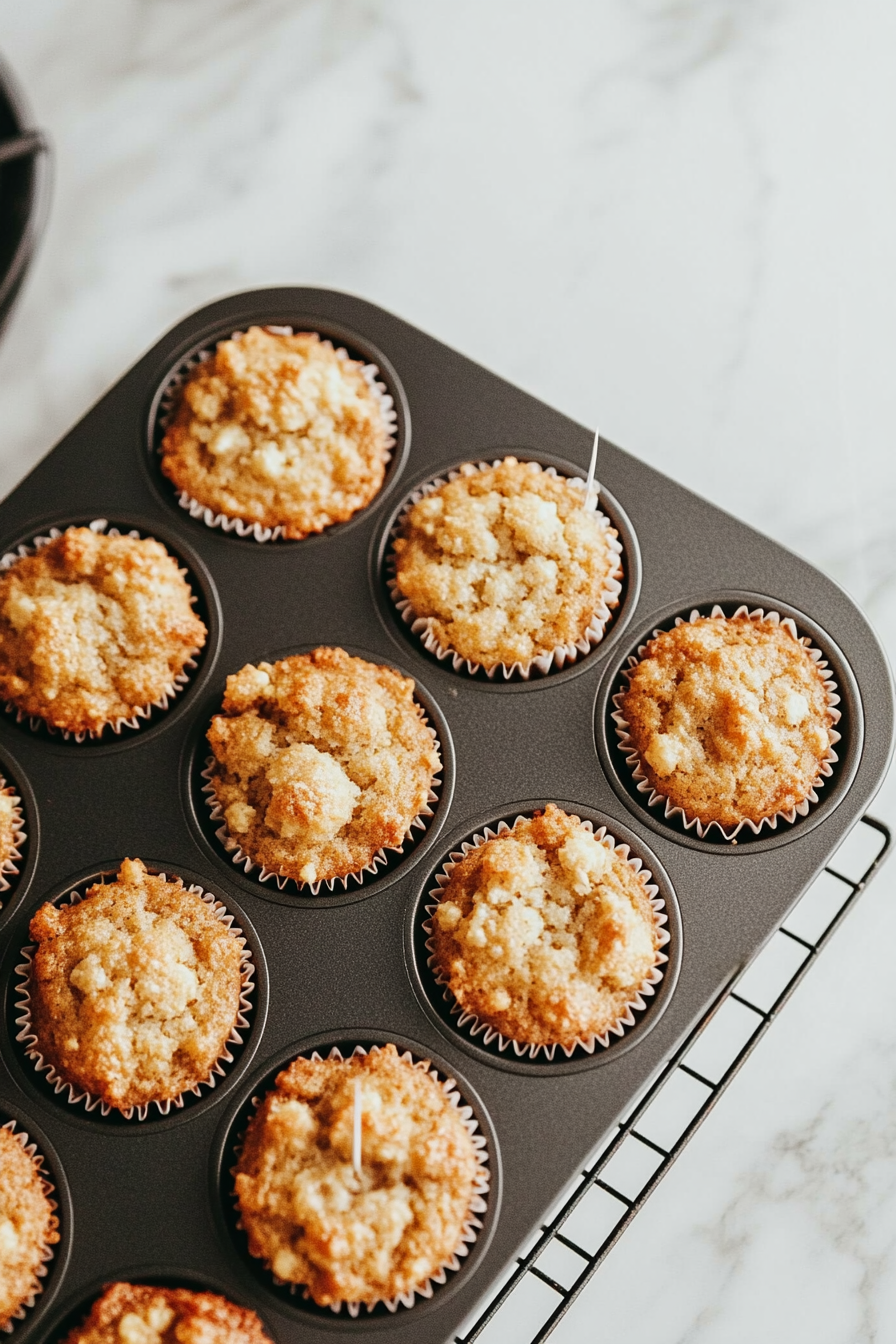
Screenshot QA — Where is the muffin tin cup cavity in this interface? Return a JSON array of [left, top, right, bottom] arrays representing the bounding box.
[[0, 518, 213, 744], [407, 802, 682, 1076], [14, 871, 257, 1123], [0, 1114, 60, 1334], [150, 324, 402, 544], [213, 1035, 497, 1325], [422, 814, 669, 1062], [0, 775, 26, 906], [191, 651, 453, 904], [610, 602, 843, 844], [384, 458, 623, 681]]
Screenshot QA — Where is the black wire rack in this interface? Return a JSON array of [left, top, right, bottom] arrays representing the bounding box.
[[457, 814, 892, 1344]]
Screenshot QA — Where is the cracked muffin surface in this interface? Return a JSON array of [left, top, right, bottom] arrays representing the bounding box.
[[234, 1044, 480, 1306], [619, 614, 835, 828], [0, 1125, 58, 1330], [430, 805, 662, 1048], [160, 327, 391, 538], [392, 458, 621, 669], [0, 527, 206, 736], [207, 647, 440, 886], [60, 1283, 273, 1344], [28, 859, 243, 1111]]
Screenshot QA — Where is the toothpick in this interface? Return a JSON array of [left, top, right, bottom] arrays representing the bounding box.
[[584, 427, 600, 511], [352, 1078, 362, 1177]]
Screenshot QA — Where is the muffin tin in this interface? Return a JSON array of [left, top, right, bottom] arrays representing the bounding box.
[[0, 287, 891, 1343]]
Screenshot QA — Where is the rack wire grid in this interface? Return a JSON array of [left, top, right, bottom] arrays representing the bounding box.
[[457, 813, 892, 1344]]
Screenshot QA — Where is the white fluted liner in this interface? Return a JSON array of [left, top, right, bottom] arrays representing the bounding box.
[[14, 876, 255, 1120], [611, 604, 842, 841], [423, 814, 670, 1060], [386, 459, 623, 679]]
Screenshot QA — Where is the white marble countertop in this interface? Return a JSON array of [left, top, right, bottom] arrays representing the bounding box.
[[2, 3, 895, 1340]]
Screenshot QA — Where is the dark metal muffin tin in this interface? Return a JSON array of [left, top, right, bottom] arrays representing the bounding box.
[[0, 288, 891, 1343]]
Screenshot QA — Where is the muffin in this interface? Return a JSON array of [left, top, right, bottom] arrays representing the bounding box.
[[617, 611, 837, 831], [26, 859, 245, 1113], [429, 805, 664, 1049], [391, 457, 622, 672], [206, 647, 440, 887], [0, 782, 23, 885], [0, 1123, 58, 1331], [160, 327, 392, 539], [0, 527, 207, 736], [234, 1044, 482, 1307], [60, 1283, 273, 1344]]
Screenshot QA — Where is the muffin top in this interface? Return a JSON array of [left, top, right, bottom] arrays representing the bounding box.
[[234, 1044, 481, 1306], [618, 613, 835, 828], [0, 1124, 58, 1331], [207, 647, 440, 887], [160, 327, 391, 539], [0, 527, 207, 736], [430, 805, 662, 1048], [0, 786, 21, 873], [60, 1283, 273, 1344], [28, 859, 244, 1112], [392, 458, 621, 669]]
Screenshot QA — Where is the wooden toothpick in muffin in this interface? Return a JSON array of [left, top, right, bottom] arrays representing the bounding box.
[[0, 527, 206, 736], [206, 647, 440, 887]]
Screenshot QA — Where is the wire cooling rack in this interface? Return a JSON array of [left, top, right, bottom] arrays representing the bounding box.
[[457, 814, 892, 1344]]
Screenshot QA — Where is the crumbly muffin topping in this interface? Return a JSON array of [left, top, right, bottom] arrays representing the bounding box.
[[0, 527, 207, 736], [619, 614, 835, 828], [207, 647, 440, 886], [430, 805, 661, 1047], [28, 859, 243, 1111], [60, 1283, 273, 1344], [0, 787, 21, 870], [392, 458, 621, 669], [0, 1125, 58, 1331], [234, 1044, 480, 1306], [160, 327, 390, 539]]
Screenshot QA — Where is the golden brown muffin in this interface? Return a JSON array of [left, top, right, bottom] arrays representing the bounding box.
[[392, 458, 622, 670], [207, 647, 440, 887], [60, 1283, 273, 1344], [0, 527, 207, 736], [429, 805, 663, 1048], [234, 1044, 481, 1306], [0, 785, 22, 874], [0, 1124, 58, 1331], [27, 859, 244, 1112], [618, 613, 836, 829], [160, 327, 391, 539]]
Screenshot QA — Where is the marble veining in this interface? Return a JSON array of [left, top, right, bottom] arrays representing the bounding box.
[[0, 2, 895, 1339]]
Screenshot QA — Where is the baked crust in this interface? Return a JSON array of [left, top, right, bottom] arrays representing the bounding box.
[[392, 458, 621, 668], [160, 327, 390, 539], [234, 1044, 480, 1306], [619, 614, 835, 828], [0, 786, 21, 870], [0, 528, 207, 736], [430, 805, 661, 1047], [60, 1283, 273, 1344], [28, 859, 243, 1111], [0, 1125, 58, 1330], [207, 647, 440, 885]]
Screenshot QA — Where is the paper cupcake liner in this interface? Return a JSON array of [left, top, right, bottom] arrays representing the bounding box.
[[155, 325, 399, 543], [200, 712, 443, 896], [0, 519, 204, 742], [423, 814, 670, 1060], [231, 1043, 490, 1316], [0, 778, 26, 904], [611, 604, 843, 841], [386, 459, 623, 679], [0, 1117, 59, 1333], [14, 876, 256, 1121]]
